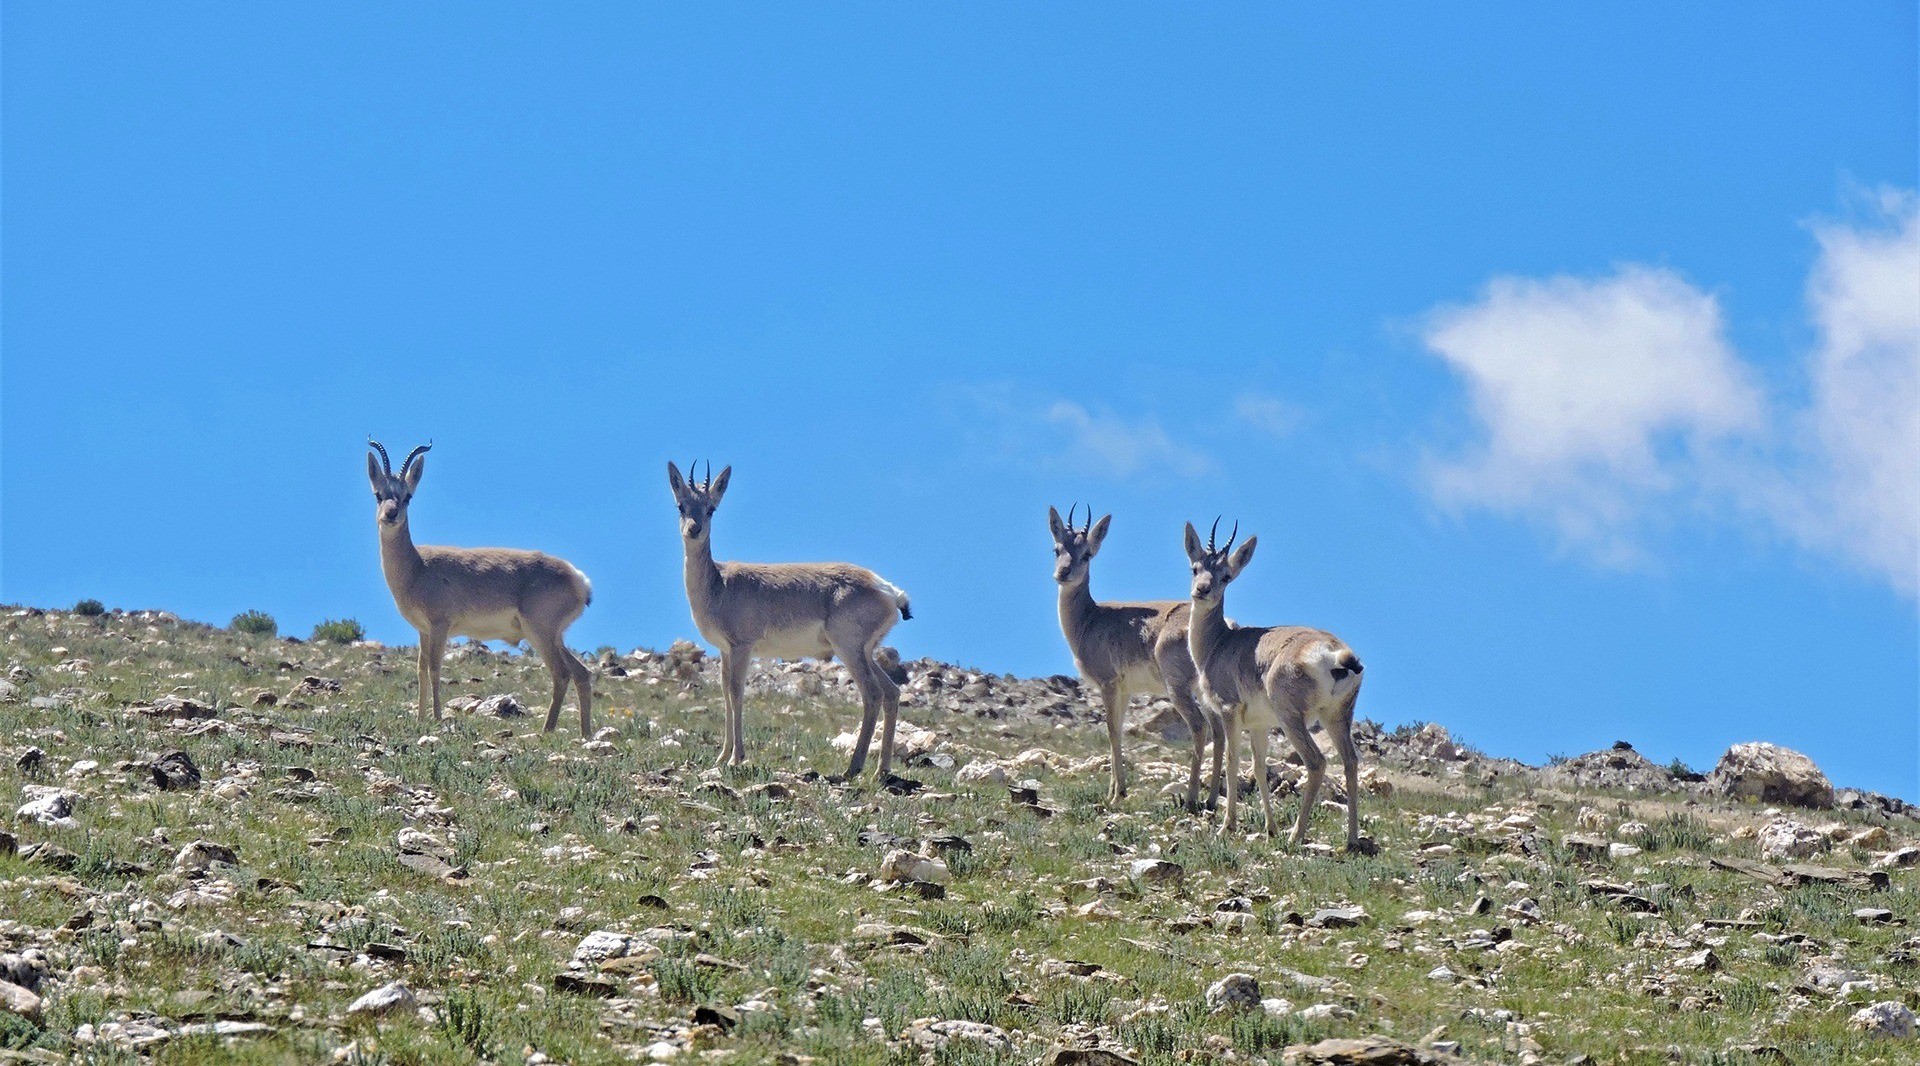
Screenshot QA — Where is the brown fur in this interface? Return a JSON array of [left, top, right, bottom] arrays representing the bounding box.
[[368, 444, 594, 735], [669, 462, 909, 777], [1184, 522, 1366, 850], [1050, 507, 1223, 810]]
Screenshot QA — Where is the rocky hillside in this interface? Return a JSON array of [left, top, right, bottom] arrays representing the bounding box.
[[0, 605, 1916, 1065]]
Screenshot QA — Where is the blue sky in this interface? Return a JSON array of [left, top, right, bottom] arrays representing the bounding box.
[[4, 5, 1915, 796]]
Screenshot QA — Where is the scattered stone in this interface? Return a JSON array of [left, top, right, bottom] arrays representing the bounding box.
[[345, 981, 417, 1017], [1848, 1001, 1917, 1038], [1855, 907, 1896, 925], [1308, 906, 1370, 929], [173, 840, 238, 873], [880, 849, 951, 886], [474, 694, 526, 718], [0, 980, 41, 1021], [1129, 858, 1184, 885], [1676, 948, 1719, 972], [1280, 1035, 1452, 1064], [16, 746, 43, 771], [16, 784, 78, 827], [1710, 742, 1834, 809], [903, 1018, 1011, 1052], [1205, 973, 1261, 1012], [1040, 1049, 1140, 1066], [1756, 818, 1824, 861], [152, 750, 202, 790], [552, 972, 619, 997]]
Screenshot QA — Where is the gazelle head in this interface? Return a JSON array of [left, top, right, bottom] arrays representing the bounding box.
[[1183, 517, 1258, 605], [667, 460, 732, 544], [1047, 504, 1111, 586], [367, 439, 431, 530]]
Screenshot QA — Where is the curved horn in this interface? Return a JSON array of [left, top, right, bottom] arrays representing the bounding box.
[[367, 438, 392, 476], [1208, 516, 1221, 553], [1223, 520, 1239, 554], [401, 441, 432, 475], [1065, 502, 1079, 531], [1082, 506, 1093, 535], [701, 459, 713, 492]]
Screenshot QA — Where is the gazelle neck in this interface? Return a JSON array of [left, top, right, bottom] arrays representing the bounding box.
[[1188, 593, 1232, 661], [1058, 573, 1098, 626], [683, 534, 722, 609], [378, 519, 425, 596]]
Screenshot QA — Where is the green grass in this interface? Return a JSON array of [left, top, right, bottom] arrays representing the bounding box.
[[0, 605, 1914, 1063]]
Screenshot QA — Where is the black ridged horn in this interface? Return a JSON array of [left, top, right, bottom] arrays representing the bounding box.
[[368, 438, 392, 476], [401, 441, 432, 475]]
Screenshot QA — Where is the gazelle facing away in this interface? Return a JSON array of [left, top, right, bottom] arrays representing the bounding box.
[[667, 461, 912, 779], [367, 440, 595, 734], [1184, 519, 1369, 851], [1050, 505, 1223, 811]]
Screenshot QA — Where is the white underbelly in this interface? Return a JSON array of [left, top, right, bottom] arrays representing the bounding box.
[[754, 624, 833, 661], [455, 610, 525, 644], [1116, 661, 1162, 694]]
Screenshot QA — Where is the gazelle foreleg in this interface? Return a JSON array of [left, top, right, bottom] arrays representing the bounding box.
[[717, 649, 749, 767], [1098, 680, 1129, 802], [1248, 723, 1278, 838]]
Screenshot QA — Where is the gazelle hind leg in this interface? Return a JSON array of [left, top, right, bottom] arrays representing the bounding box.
[[1248, 727, 1278, 838], [1166, 680, 1209, 812], [567, 651, 594, 737], [1332, 695, 1364, 850], [1277, 713, 1327, 847], [833, 642, 883, 779], [1220, 707, 1242, 833], [1206, 705, 1227, 812], [526, 630, 572, 733], [870, 642, 903, 778]]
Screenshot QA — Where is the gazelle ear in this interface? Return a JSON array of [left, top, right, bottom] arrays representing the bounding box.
[[667, 461, 687, 498], [1182, 522, 1203, 560], [709, 465, 732, 503], [367, 451, 384, 491], [1086, 514, 1112, 555], [1047, 506, 1066, 542], [1227, 535, 1258, 578], [402, 454, 426, 493]]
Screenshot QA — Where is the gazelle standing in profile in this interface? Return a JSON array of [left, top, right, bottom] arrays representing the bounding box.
[[366, 440, 595, 735], [1050, 505, 1223, 811], [1183, 519, 1370, 851], [667, 461, 912, 780]]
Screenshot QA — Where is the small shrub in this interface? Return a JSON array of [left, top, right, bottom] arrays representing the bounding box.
[[73, 598, 106, 617], [230, 610, 278, 637], [311, 618, 365, 644]]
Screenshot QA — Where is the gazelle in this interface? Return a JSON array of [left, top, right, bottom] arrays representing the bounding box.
[[366, 440, 595, 735], [1183, 519, 1369, 851], [1050, 505, 1223, 811], [667, 461, 912, 779]]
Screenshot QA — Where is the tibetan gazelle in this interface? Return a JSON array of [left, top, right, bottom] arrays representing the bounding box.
[[1050, 505, 1223, 811], [1184, 519, 1369, 851], [667, 461, 912, 779], [366, 440, 595, 734]]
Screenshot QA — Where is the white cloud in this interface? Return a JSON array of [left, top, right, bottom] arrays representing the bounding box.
[[1420, 191, 1920, 594], [961, 386, 1211, 480], [1770, 193, 1919, 593], [1041, 400, 1213, 480], [1233, 393, 1301, 438], [1421, 266, 1764, 560]]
